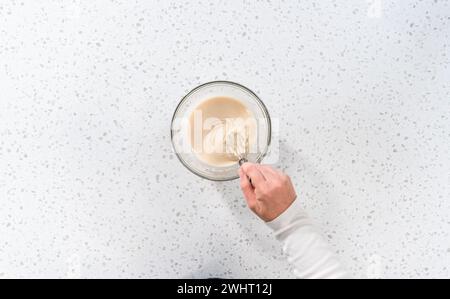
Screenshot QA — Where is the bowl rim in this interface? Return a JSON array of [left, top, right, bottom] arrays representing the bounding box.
[[170, 80, 272, 181]]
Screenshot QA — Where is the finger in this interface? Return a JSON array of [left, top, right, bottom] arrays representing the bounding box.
[[239, 168, 257, 211], [256, 165, 279, 181], [241, 163, 266, 186]]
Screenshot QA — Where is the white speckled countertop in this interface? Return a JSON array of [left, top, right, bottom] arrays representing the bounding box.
[[0, 1, 449, 279]]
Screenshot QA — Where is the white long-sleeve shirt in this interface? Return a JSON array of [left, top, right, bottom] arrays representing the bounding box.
[[266, 199, 348, 279]]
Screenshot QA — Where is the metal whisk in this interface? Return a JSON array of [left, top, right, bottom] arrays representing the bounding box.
[[225, 126, 250, 166]]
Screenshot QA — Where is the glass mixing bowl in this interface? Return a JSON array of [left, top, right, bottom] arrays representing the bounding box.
[[171, 81, 271, 181]]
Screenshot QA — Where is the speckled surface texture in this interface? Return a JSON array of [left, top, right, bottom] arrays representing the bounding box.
[[0, 0, 449, 279]]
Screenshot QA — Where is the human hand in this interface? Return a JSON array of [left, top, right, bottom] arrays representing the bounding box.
[[238, 163, 297, 222]]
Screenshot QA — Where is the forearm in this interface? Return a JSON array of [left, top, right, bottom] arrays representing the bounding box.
[[267, 199, 348, 279]]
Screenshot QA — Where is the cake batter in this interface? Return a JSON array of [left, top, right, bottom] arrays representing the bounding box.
[[189, 97, 257, 166]]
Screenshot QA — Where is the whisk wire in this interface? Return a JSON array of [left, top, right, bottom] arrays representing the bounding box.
[[226, 125, 250, 165]]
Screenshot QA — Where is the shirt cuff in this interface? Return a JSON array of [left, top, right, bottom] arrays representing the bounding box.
[[265, 198, 309, 231]]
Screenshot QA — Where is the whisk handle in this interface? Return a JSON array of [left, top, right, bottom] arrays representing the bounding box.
[[238, 158, 254, 187], [238, 157, 248, 166]]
